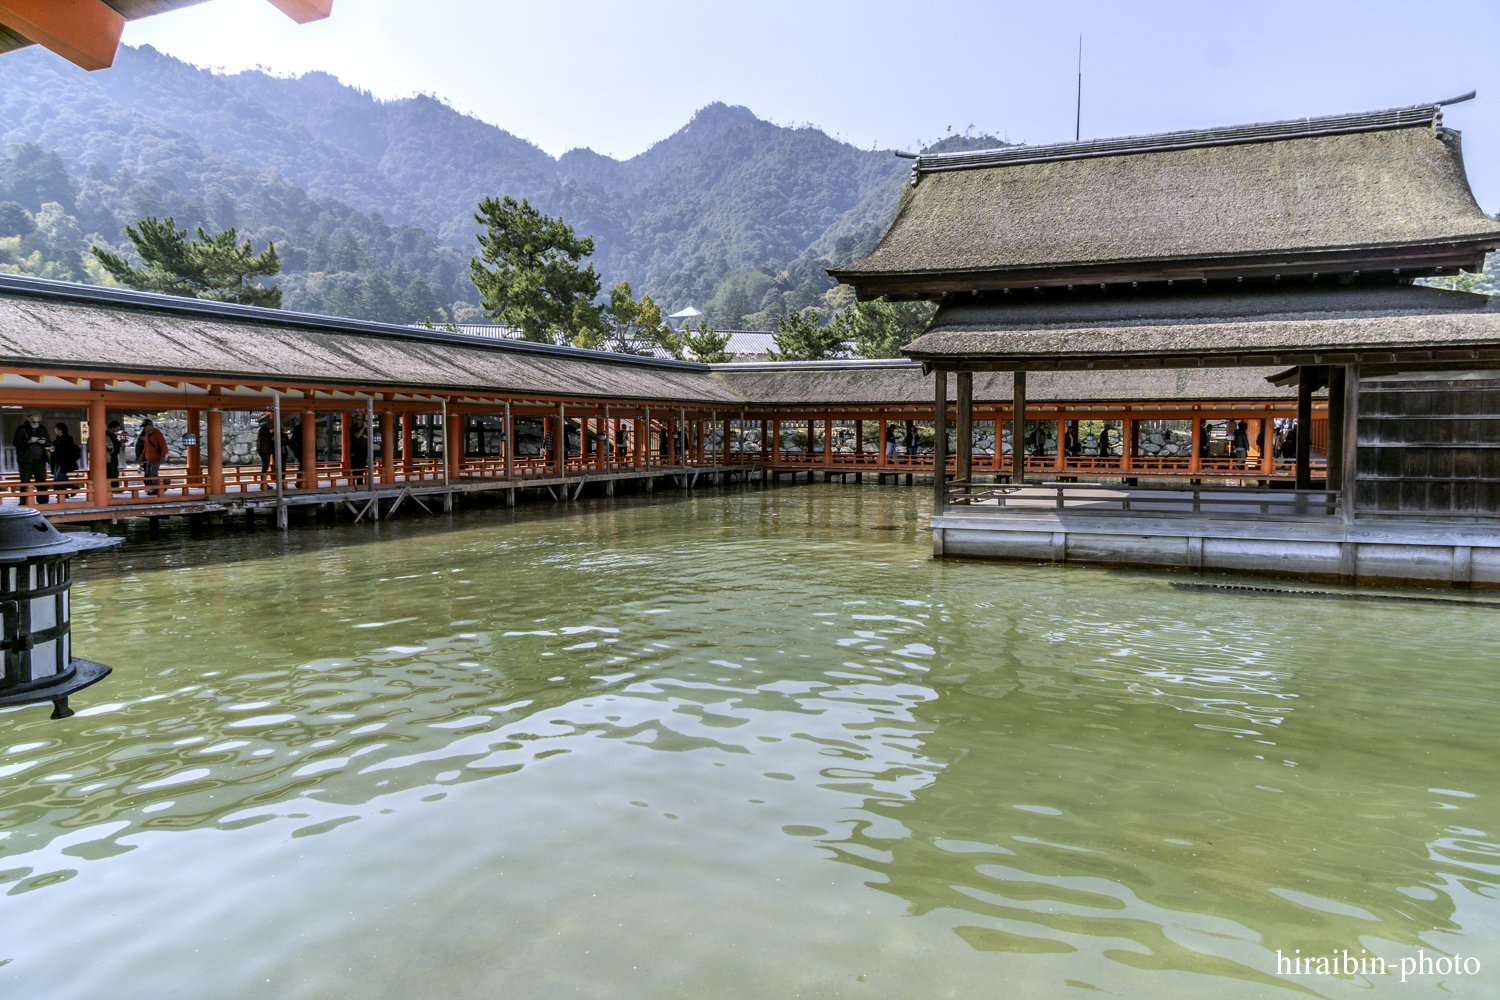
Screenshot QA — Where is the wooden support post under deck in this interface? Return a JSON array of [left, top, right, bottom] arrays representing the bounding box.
[[1326, 368, 1345, 492], [88, 390, 108, 507], [207, 408, 224, 495], [1295, 369, 1313, 489], [956, 372, 973, 483], [302, 409, 318, 489], [933, 370, 948, 511], [380, 410, 394, 484], [1012, 371, 1026, 485]]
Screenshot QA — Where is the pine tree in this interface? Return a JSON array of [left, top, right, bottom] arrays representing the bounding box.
[[684, 320, 732, 362], [469, 195, 601, 344], [90, 216, 281, 307], [767, 309, 845, 361], [828, 300, 936, 359]]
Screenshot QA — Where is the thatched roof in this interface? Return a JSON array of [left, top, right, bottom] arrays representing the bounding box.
[[0, 277, 741, 404], [0, 276, 1320, 407], [830, 100, 1500, 296], [905, 282, 1500, 369]]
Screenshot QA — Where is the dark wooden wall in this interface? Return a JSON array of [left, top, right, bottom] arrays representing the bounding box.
[[1356, 376, 1500, 519]]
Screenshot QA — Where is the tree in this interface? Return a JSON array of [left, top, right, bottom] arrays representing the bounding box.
[[90, 216, 282, 307], [767, 308, 846, 361], [400, 275, 445, 325], [683, 320, 732, 363], [584, 281, 674, 354], [829, 299, 937, 359], [362, 273, 400, 321], [0, 201, 35, 238], [469, 195, 601, 344]]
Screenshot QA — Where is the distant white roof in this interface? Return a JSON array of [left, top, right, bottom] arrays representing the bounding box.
[[668, 306, 702, 319], [724, 331, 775, 354]]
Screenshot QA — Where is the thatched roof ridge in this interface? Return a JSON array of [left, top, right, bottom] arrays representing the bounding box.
[[905, 283, 1500, 366], [831, 103, 1500, 295]]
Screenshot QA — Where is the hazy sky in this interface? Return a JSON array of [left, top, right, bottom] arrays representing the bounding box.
[[126, 0, 1500, 210]]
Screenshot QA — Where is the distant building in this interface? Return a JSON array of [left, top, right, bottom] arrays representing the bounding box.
[[666, 306, 702, 330]]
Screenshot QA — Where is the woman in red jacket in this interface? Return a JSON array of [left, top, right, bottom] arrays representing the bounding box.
[[138, 418, 169, 495]]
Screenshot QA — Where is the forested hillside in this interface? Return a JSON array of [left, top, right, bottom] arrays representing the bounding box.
[[0, 43, 966, 327]]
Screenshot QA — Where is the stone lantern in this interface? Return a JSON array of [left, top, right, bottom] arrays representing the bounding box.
[[0, 507, 122, 719]]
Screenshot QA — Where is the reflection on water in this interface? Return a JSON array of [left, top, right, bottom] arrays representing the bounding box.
[[2, 484, 1498, 998]]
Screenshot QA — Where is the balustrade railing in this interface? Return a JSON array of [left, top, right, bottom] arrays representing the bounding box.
[[941, 480, 1342, 520]]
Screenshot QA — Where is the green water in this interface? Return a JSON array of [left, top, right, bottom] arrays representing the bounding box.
[[3, 484, 1499, 999]]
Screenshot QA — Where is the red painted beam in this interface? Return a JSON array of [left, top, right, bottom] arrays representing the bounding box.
[[265, 0, 333, 23], [0, 0, 123, 71]]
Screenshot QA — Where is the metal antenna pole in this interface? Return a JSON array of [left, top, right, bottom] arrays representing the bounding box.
[[1075, 34, 1082, 142]]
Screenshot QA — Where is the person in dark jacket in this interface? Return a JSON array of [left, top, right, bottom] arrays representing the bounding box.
[[350, 418, 369, 485], [1097, 425, 1114, 458], [257, 419, 273, 476], [1064, 422, 1080, 457], [13, 413, 51, 504], [1232, 421, 1251, 459], [106, 420, 125, 485], [50, 423, 81, 492]]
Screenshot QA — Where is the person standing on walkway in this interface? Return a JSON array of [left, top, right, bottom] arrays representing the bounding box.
[[106, 420, 125, 486], [138, 418, 168, 495], [257, 417, 275, 479], [1232, 420, 1250, 460], [350, 418, 369, 485], [50, 423, 81, 497], [13, 413, 51, 504], [1097, 425, 1113, 458]]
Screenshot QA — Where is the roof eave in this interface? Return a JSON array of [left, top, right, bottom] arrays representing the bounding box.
[[833, 236, 1500, 298]]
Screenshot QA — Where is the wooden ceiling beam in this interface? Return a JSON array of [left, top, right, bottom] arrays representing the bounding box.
[[266, 0, 333, 24], [0, 0, 123, 71]]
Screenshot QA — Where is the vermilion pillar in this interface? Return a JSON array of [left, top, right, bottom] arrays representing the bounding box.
[[88, 388, 108, 507], [380, 411, 394, 483], [207, 408, 224, 495], [449, 411, 464, 480], [302, 409, 318, 489]]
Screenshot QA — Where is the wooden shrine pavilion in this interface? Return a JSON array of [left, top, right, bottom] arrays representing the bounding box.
[[831, 96, 1500, 587]]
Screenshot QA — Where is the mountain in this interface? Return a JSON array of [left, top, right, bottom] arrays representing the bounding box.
[[0, 43, 978, 328]]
